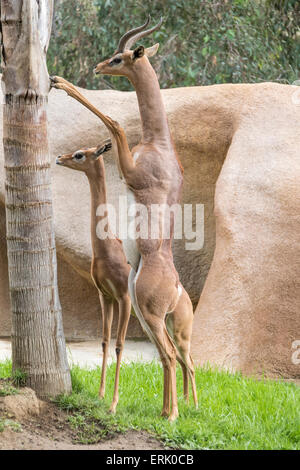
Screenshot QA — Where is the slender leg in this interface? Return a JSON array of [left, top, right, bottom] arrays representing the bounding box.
[[188, 354, 198, 409], [169, 290, 198, 408], [51, 76, 136, 182], [178, 357, 189, 403], [111, 126, 136, 181], [50, 75, 78, 93], [109, 295, 131, 414], [99, 296, 114, 399], [159, 357, 170, 417], [132, 264, 179, 421], [142, 313, 178, 421], [177, 349, 197, 408], [169, 357, 179, 422], [50, 76, 120, 133], [166, 314, 189, 403]]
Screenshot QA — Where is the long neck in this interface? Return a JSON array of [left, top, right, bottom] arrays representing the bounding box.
[[86, 160, 113, 257], [129, 58, 171, 143]]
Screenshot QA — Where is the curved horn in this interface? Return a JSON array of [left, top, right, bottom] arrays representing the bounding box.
[[126, 17, 163, 50], [115, 16, 151, 53]]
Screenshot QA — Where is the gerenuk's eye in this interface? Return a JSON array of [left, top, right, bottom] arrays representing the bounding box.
[[74, 153, 84, 159], [112, 57, 122, 65]]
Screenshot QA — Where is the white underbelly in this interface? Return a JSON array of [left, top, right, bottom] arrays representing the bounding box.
[[122, 187, 140, 272]]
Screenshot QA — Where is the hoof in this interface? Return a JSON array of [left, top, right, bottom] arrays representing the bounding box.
[[49, 76, 58, 87], [168, 415, 178, 422], [168, 410, 179, 422], [109, 405, 117, 414]]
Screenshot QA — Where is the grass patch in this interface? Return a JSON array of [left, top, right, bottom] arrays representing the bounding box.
[[0, 359, 12, 380], [56, 361, 299, 450], [11, 369, 27, 388], [0, 360, 27, 388], [0, 418, 22, 433], [0, 381, 19, 397], [1, 359, 298, 449], [67, 412, 115, 444], [0, 360, 20, 397]]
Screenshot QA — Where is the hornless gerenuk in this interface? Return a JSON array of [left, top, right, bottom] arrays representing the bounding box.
[[56, 138, 131, 415]]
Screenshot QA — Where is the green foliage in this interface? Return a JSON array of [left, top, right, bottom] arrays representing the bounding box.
[[56, 361, 300, 450], [0, 418, 22, 433], [0, 359, 12, 379], [0, 360, 27, 387], [11, 368, 27, 388], [0, 382, 18, 397], [48, 0, 299, 90], [68, 412, 112, 444], [1, 359, 299, 448]]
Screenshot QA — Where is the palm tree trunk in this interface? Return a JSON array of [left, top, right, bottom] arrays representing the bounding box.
[[1, 0, 71, 397]]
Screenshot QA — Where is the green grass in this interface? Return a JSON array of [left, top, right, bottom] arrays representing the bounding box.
[[0, 359, 27, 393], [0, 382, 19, 397], [0, 359, 12, 380], [0, 359, 299, 449], [58, 361, 299, 450], [11, 368, 27, 388], [0, 418, 22, 433], [67, 412, 115, 444], [0, 360, 22, 434]]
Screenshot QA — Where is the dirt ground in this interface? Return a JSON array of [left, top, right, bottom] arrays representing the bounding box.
[[0, 427, 165, 450], [0, 383, 165, 450]]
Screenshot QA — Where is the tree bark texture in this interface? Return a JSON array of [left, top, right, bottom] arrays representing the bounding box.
[[1, 0, 71, 397]]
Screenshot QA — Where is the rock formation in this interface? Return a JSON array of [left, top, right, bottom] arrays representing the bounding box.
[[0, 82, 299, 378]]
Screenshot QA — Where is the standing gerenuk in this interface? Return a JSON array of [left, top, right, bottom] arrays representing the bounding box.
[[94, 17, 198, 421]]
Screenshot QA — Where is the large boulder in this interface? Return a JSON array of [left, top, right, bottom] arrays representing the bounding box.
[[0, 81, 299, 378], [192, 83, 300, 379]]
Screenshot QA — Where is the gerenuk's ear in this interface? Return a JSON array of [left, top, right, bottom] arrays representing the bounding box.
[[132, 45, 145, 62], [145, 43, 159, 58], [92, 140, 112, 159]]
